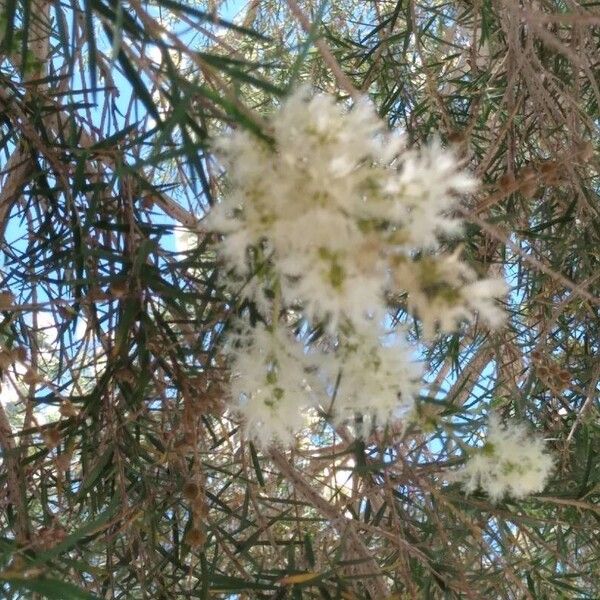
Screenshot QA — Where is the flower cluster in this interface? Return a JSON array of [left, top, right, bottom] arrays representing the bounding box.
[[228, 322, 319, 448], [206, 88, 506, 447], [323, 328, 420, 429], [227, 322, 418, 447], [456, 415, 554, 502]]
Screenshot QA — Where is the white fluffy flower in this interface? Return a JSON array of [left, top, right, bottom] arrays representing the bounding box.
[[207, 88, 509, 448], [227, 322, 319, 448], [457, 415, 554, 502], [205, 87, 497, 331], [393, 252, 507, 336], [322, 329, 421, 431], [387, 140, 476, 249]]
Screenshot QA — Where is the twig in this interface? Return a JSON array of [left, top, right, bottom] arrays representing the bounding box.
[[459, 209, 600, 306], [285, 0, 361, 100], [566, 362, 600, 442]]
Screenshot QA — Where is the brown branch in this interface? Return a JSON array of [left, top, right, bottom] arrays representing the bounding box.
[[0, 400, 29, 544], [0, 149, 32, 241], [285, 0, 361, 100], [459, 209, 600, 306], [269, 449, 390, 598]]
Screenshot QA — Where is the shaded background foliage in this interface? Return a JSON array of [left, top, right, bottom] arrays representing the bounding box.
[[0, 0, 599, 597]]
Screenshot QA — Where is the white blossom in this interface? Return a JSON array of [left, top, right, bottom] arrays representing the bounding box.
[[322, 329, 421, 431], [457, 415, 554, 502], [205, 87, 501, 332], [385, 140, 476, 249], [206, 87, 508, 448], [392, 252, 507, 337], [227, 322, 319, 448]]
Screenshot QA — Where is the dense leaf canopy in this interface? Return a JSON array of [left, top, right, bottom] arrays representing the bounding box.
[[0, 0, 599, 598]]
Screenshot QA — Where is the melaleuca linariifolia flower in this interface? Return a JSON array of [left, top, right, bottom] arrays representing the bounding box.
[[207, 87, 504, 332], [227, 322, 320, 448], [391, 250, 507, 337], [321, 328, 421, 431], [225, 320, 422, 447], [207, 87, 507, 447], [456, 415, 554, 502]]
